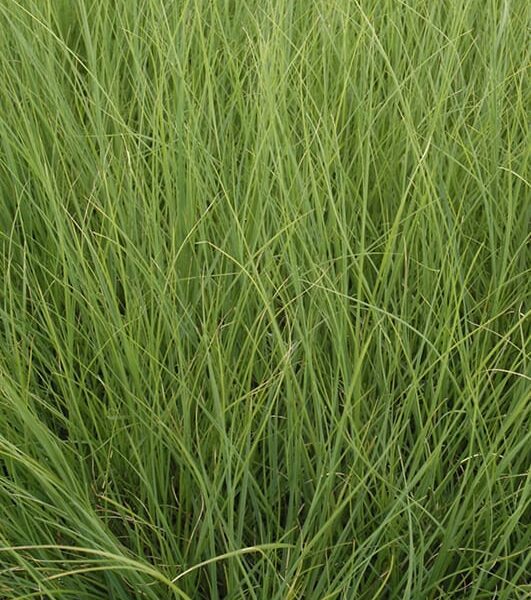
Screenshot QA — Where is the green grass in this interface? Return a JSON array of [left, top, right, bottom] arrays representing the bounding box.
[[0, 0, 529, 598]]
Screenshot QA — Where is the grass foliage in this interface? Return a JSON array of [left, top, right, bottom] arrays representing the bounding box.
[[0, 0, 529, 598]]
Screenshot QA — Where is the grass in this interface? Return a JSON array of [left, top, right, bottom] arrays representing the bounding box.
[[0, 0, 529, 598]]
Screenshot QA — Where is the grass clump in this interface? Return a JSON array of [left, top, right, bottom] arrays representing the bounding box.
[[0, 0, 529, 598]]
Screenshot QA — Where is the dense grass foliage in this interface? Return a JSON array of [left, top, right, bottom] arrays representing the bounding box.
[[0, 1, 529, 598]]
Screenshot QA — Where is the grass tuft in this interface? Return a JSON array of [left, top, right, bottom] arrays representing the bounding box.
[[0, 1, 529, 598]]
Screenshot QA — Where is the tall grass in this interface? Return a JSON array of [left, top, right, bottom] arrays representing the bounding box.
[[0, 0, 529, 598]]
